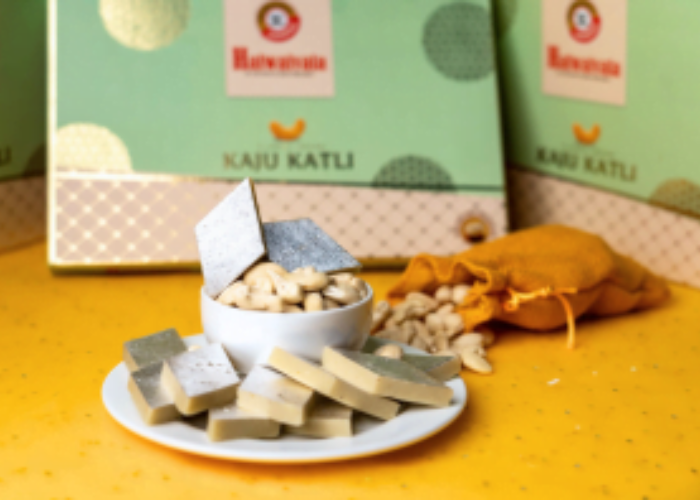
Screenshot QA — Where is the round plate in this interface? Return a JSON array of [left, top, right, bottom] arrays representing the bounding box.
[[102, 335, 468, 463]]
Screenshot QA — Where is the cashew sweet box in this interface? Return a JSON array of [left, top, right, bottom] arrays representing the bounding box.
[[0, 1, 46, 252], [48, 0, 506, 271], [495, 0, 700, 287]]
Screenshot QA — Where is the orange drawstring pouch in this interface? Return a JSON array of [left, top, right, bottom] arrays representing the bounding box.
[[387, 225, 670, 348]]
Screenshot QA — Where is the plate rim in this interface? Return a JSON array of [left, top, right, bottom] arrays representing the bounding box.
[[102, 335, 468, 464]]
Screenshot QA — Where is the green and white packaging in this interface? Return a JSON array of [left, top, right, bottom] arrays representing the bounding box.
[[49, 0, 506, 270], [0, 1, 46, 252], [496, 0, 700, 287]]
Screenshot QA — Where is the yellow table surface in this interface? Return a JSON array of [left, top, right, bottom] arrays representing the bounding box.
[[1, 243, 699, 499]]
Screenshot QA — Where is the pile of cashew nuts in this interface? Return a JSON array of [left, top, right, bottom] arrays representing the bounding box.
[[216, 262, 368, 313], [371, 284, 495, 374]]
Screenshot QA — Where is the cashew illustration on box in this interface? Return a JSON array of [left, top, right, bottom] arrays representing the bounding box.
[[572, 123, 601, 145], [269, 119, 306, 141]]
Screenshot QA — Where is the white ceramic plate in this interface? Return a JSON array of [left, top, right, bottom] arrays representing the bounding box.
[[102, 335, 468, 463]]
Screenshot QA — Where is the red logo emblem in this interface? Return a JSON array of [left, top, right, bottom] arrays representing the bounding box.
[[568, 1, 601, 43], [258, 2, 301, 43]]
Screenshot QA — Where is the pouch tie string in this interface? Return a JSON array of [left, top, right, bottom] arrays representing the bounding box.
[[502, 287, 578, 349]]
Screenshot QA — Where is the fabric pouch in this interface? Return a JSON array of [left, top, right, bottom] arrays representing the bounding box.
[[388, 225, 670, 348]]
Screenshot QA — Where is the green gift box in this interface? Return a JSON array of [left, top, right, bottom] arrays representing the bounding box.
[[48, 0, 506, 270], [0, 0, 46, 252], [496, 0, 700, 287]]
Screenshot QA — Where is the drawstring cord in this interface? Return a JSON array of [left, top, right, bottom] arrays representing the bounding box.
[[503, 287, 578, 349]]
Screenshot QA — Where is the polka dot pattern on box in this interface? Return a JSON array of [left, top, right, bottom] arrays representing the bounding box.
[[372, 156, 455, 191], [423, 2, 494, 81], [51, 173, 506, 267], [649, 179, 700, 220], [0, 177, 46, 252], [508, 168, 700, 288], [55, 124, 133, 173], [99, 0, 189, 51]]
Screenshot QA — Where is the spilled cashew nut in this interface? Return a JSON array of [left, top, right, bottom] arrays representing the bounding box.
[[435, 285, 453, 304], [452, 284, 470, 305], [374, 344, 403, 359], [410, 335, 429, 352], [451, 333, 484, 352], [460, 350, 493, 374], [371, 300, 392, 333], [412, 320, 434, 349], [437, 303, 455, 315], [443, 313, 465, 338], [405, 292, 439, 311]]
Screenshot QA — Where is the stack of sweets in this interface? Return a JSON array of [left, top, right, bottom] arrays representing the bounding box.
[[124, 329, 459, 441], [122, 180, 459, 441]]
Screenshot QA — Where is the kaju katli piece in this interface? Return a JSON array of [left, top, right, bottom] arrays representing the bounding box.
[[128, 363, 180, 425], [284, 397, 353, 439], [322, 347, 453, 407], [266, 347, 399, 421], [263, 218, 361, 274], [161, 344, 241, 416], [195, 178, 267, 298], [123, 327, 187, 373], [207, 402, 280, 442], [236, 365, 315, 426]]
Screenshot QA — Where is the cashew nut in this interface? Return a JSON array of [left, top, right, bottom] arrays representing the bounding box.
[[374, 344, 403, 359], [322, 283, 361, 305], [399, 321, 417, 345], [375, 328, 412, 344], [412, 320, 434, 349], [323, 298, 340, 310], [410, 335, 429, 352], [451, 333, 485, 352], [405, 292, 439, 311], [243, 262, 288, 293], [329, 272, 354, 284], [391, 301, 430, 324], [425, 313, 445, 336], [288, 267, 330, 292], [460, 350, 492, 374], [437, 303, 455, 315], [443, 313, 465, 338], [434, 285, 453, 304], [303, 292, 324, 312], [350, 277, 368, 299], [433, 334, 450, 353], [452, 284, 470, 305], [268, 271, 304, 304], [283, 304, 304, 313], [216, 281, 249, 305], [371, 300, 392, 333], [237, 290, 284, 312]]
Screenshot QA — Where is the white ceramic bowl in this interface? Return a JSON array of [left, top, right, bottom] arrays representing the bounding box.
[[201, 286, 373, 373]]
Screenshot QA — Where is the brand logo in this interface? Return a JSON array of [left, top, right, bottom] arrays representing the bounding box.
[[547, 45, 620, 78], [258, 2, 301, 43], [232, 47, 327, 72], [567, 0, 600, 43]]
